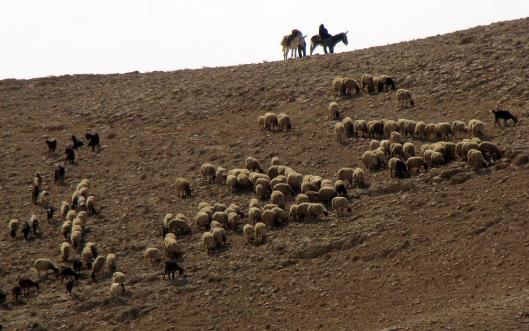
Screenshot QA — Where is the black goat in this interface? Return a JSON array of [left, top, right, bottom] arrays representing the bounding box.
[[60, 266, 79, 282], [22, 222, 31, 241], [65, 277, 75, 296], [335, 181, 348, 197], [0, 289, 6, 305], [31, 218, 40, 236], [85, 133, 100, 152], [163, 259, 184, 280], [71, 135, 84, 149], [395, 159, 410, 179], [11, 286, 21, 303], [31, 185, 40, 205], [46, 205, 54, 221], [54, 165, 65, 185], [72, 259, 82, 274], [45, 138, 57, 157], [64, 147, 75, 165], [492, 109, 518, 127], [18, 278, 39, 295]]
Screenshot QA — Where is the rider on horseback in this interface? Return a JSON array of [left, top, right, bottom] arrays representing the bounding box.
[[319, 24, 332, 54]]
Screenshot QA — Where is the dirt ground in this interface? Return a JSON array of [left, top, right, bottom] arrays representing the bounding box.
[[1, 17, 529, 331]]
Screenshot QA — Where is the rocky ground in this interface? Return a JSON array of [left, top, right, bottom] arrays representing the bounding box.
[[1, 17, 529, 331]]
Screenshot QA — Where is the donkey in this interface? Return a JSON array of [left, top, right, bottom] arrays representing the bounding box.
[[281, 34, 307, 61], [310, 32, 348, 55]]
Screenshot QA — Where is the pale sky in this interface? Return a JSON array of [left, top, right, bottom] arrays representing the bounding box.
[[1, 1, 528, 79]]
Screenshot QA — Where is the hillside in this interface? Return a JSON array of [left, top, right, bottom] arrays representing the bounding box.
[[1, 17, 529, 330]]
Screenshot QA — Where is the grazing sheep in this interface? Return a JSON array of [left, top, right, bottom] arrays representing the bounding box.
[[335, 180, 347, 197], [212, 227, 227, 248], [19, 278, 39, 295], [272, 183, 293, 197], [332, 197, 351, 217], [257, 115, 265, 131], [383, 120, 399, 138], [361, 74, 375, 93], [468, 119, 486, 138], [246, 157, 263, 173], [390, 143, 404, 158], [332, 77, 344, 93], [389, 131, 402, 144], [461, 141, 480, 160], [254, 222, 266, 244], [335, 122, 347, 143], [109, 282, 126, 298], [492, 109, 518, 127], [202, 232, 216, 253], [425, 123, 437, 140], [328, 102, 340, 120], [278, 113, 292, 131], [262, 209, 278, 226], [200, 163, 217, 182], [227, 212, 240, 231], [70, 229, 82, 249], [106, 253, 117, 273], [37, 191, 50, 208], [415, 121, 426, 139], [8, 219, 19, 238], [264, 112, 279, 131], [112, 271, 126, 284], [341, 77, 361, 95], [60, 201, 70, 220], [175, 178, 192, 198], [243, 224, 255, 244], [60, 242, 72, 262], [195, 212, 211, 231], [430, 151, 446, 166], [378, 75, 396, 92], [54, 165, 65, 185], [406, 157, 428, 174], [342, 117, 355, 137], [403, 142, 415, 159], [478, 141, 502, 161], [369, 140, 380, 151], [86, 196, 96, 216], [467, 149, 487, 170], [216, 167, 227, 184], [435, 122, 453, 140], [374, 147, 388, 169], [389, 157, 401, 178], [361, 151, 379, 171], [396, 89, 414, 108], [144, 247, 162, 266], [249, 207, 262, 223], [337, 167, 354, 186], [34, 258, 59, 278], [452, 120, 468, 138], [90, 256, 106, 280], [354, 120, 368, 137], [46, 138, 57, 157], [403, 120, 417, 137], [368, 120, 384, 139], [319, 186, 338, 204], [286, 172, 303, 192], [307, 203, 328, 221], [352, 167, 366, 188], [82, 245, 94, 268]]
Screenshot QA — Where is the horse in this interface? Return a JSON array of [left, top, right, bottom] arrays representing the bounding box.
[[281, 34, 307, 61], [310, 32, 348, 55]]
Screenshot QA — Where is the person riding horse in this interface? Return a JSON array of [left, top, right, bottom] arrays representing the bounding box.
[[319, 24, 332, 54], [287, 29, 306, 58]]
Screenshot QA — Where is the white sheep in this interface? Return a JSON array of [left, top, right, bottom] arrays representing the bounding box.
[[144, 247, 162, 266], [369, 140, 380, 151], [435, 122, 452, 140], [249, 207, 262, 223], [254, 222, 266, 244], [396, 89, 414, 108], [257, 115, 265, 131], [425, 123, 436, 140], [331, 197, 351, 217], [34, 258, 59, 278], [112, 271, 126, 284], [468, 119, 486, 138], [200, 163, 217, 183], [60, 201, 70, 220], [71, 229, 83, 249], [60, 242, 72, 262], [467, 149, 487, 170], [415, 121, 426, 139], [342, 117, 355, 136], [353, 168, 366, 188], [403, 142, 415, 159], [8, 219, 19, 238], [278, 113, 292, 131], [354, 120, 368, 137], [328, 102, 340, 120], [262, 209, 278, 226], [361, 151, 379, 171], [90, 256, 106, 279], [390, 131, 402, 144], [361, 74, 375, 93], [406, 157, 428, 174], [264, 112, 279, 131], [85, 195, 96, 216], [202, 231, 215, 253], [383, 120, 399, 138], [212, 227, 227, 248], [109, 282, 126, 298], [374, 147, 388, 169], [82, 245, 94, 267], [452, 120, 468, 139], [175, 177, 192, 198], [246, 157, 263, 173], [390, 143, 404, 158], [335, 122, 347, 144], [430, 151, 446, 166], [106, 253, 117, 273], [307, 203, 328, 221], [243, 224, 255, 244]]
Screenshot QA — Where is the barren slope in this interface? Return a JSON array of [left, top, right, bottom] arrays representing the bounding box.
[[1, 18, 529, 330]]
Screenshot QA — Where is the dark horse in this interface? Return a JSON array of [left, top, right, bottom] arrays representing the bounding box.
[[310, 32, 348, 55]]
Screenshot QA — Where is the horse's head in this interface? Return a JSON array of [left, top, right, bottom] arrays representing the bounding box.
[[342, 32, 349, 45]]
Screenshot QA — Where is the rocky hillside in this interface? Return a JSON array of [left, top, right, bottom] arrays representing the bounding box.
[[1, 17, 529, 330]]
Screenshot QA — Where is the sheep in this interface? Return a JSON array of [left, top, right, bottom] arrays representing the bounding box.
[[273, 207, 289, 225], [243, 224, 255, 244], [295, 194, 309, 204], [369, 140, 380, 151], [90, 256, 106, 280], [195, 211, 211, 231], [403, 142, 415, 159], [262, 209, 278, 226], [286, 172, 303, 192], [212, 227, 227, 248], [201, 232, 215, 253], [406, 157, 428, 174], [396, 89, 414, 108], [77, 195, 87, 212], [353, 167, 366, 188], [478, 141, 502, 161], [257, 115, 265, 131], [337, 167, 354, 186], [38, 190, 50, 208], [19, 278, 40, 295], [335, 122, 347, 143], [380, 140, 391, 156], [70, 229, 82, 249], [45, 138, 57, 157], [64, 147, 75, 164], [144, 247, 162, 266], [276, 113, 292, 131], [227, 212, 240, 231], [60, 201, 70, 220], [254, 222, 266, 244], [106, 253, 117, 273], [332, 197, 351, 217], [390, 143, 404, 158], [383, 120, 398, 138], [452, 120, 468, 138], [468, 119, 486, 138], [328, 102, 340, 120], [423, 149, 433, 166], [305, 191, 321, 203], [368, 120, 384, 138], [249, 207, 262, 223], [109, 282, 126, 298], [307, 203, 328, 221], [272, 183, 293, 197], [461, 141, 480, 160], [54, 165, 65, 185], [76, 179, 90, 191], [361, 74, 375, 93], [289, 204, 299, 221], [246, 157, 263, 173], [435, 122, 453, 140], [8, 219, 19, 238], [254, 184, 268, 201], [341, 78, 361, 95], [354, 120, 368, 137], [168, 218, 191, 235], [374, 148, 388, 169], [415, 121, 426, 139], [34, 258, 59, 278], [467, 149, 487, 170], [332, 77, 344, 93], [270, 175, 286, 188], [361, 151, 379, 171], [200, 163, 217, 182], [112, 271, 126, 284], [430, 151, 446, 167], [60, 242, 72, 262], [389, 157, 402, 178], [216, 167, 227, 184], [342, 117, 355, 137], [389, 131, 402, 144], [264, 112, 279, 131], [425, 123, 436, 140], [403, 120, 417, 137], [82, 245, 94, 268], [175, 178, 192, 198], [335, 180, 347, 197], [319, 186, 337, 204]]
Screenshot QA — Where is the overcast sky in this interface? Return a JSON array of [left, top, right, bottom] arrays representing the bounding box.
[[1, 1, 528, 79]]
